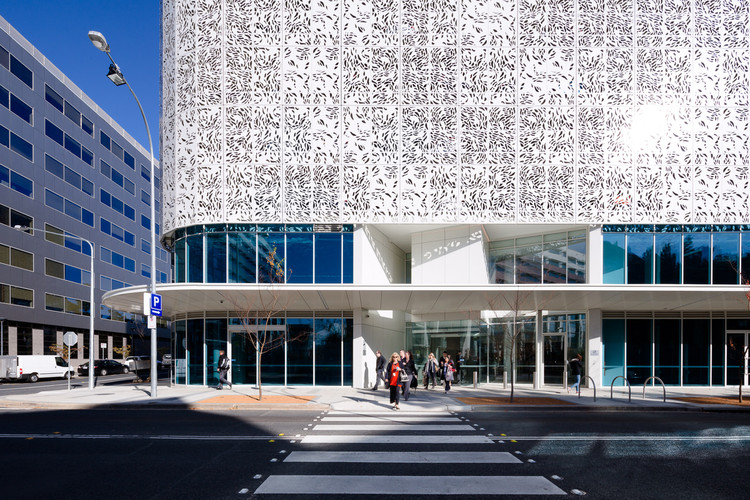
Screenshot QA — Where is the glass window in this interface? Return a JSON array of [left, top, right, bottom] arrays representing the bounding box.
[[64, 200, 82, 221], [259, 320, 285, 385], [11, 286, 33, 307], [490, 246, 515, 284], [46, 293, 65, 312], [65, 265, 82, 284], [343, 318, 353, 384], [742, 234, 750, 283], [100, 131, 111, 150], [0, 244, 8, 264], [45, 155, 64, 179], [287, 318, 314, 384], [46, 259, 65, 278], [543, 240, 567, 283], [10, 133, 33, 162], [516, 244, 542, 283], [287, 233, 314, 283], [111, 168, 123, 187], [230, 321, 256, 385], [315, 318, 342, 385], [10, 247, 33, 271], [684, 233, 710, 284], [81, 115, 94, 135], [205, 318, 227, 388], [10, 55, 33, 88], [0, 46, 8, 70], [10, 94, 32, 124], [0, 124, 8, 147], [206, 233, 227, 283], [45, 85, 64, 112], [711, 319, 724, 385], [123, 178, 135, 195], [603, 319, 625, 385], [603, 233, 625, 283], [567, 238, 586, 283], [712, 233, 739, 284], [682, 319, 709, 385], [315, 233, 342, 283], [655, 233, 681, 284], [10, 171, 33, 197], [258, 232, 285, 283], [0, 84, 8, 108], [175, 238, 185, 283], [64, 166, 81, 190], [81, 177, 94, 196], [186, 319, 204, 385], [46, 189, 64, 212], [111, 140, 124, 161], [82, 208, 94, 227], [627, 233, 653, 284], [64, 101, 80, 126], [187, 234, 204, 283], [343, 233, 353, 284], [45, 120, 64, 145], [654, 319, 679, 384], [81, 147, 93, 166], [229, 233, 256, 283], [17, 326, 33, 354], [124, 151, 135, 169], [64, 135, 81, 158]]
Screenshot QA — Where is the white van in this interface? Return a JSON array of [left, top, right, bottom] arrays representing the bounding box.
[[0, 355, 74, 383]]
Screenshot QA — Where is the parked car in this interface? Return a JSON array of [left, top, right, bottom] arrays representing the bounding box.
[[77, 359, 129, 376], [125, 355, 164, 372], [0, 355, 74, 383]]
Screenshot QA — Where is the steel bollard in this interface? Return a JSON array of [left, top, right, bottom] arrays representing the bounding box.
[[473, 371, 477, 388], [503, 371, 507, 389]]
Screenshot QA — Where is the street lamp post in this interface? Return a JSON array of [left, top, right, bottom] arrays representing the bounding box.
[[88, 31, 158, 397], [0, 317, 5, 356], [14, 226, 95, 390]]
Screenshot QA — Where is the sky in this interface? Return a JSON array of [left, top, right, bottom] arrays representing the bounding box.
[[1, 1, 161, 158]]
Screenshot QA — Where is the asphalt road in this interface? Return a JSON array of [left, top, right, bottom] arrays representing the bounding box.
[[0, 371, 171, 396], [0, 408, 748, 499]]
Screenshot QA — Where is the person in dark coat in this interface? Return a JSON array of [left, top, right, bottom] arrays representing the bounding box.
[[386, 352, 403, 410], [402, 351, 417, 401], [372, 350, 387, 390], [443, 355, 455, 393], [568, 353, 583, 394], [216, 350, 231, 390], [424, 352, 438, 389]]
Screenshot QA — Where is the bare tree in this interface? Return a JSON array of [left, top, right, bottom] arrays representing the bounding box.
[[222, 246, 301, 401], [49, 343, 79, 369]]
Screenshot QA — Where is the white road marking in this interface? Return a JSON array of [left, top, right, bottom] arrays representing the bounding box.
[[255, 475, 566, 495], [322, 416, 459, 422], [300, 434, 494, 444], [284, 451, 523, 463], [312, 424, 476, 431]]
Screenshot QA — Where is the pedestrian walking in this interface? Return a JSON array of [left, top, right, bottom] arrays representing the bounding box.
[[455, 351, 464, 384], [372, 350, 387, 390], [568, 353, 583, 394], [386, 352, 403, 410], [216, 350, 232, 390], [423, 352, 438, 389], [443, 354, 455, 393], [402, 351, 417, 401]]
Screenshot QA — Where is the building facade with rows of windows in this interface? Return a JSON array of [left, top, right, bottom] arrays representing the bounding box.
[[0, 15, 171, 364], [102, 0, 750, 390]]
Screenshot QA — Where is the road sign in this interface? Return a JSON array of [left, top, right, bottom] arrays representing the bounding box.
[[143, 293, 163, 317], [63, 331, 77, 347]]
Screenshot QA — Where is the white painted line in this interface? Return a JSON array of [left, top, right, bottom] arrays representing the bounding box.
[[322, 416, 459, 422], [255, 475, 566, 495], [300, 434, 494, 444], [284, 451, 523, 463], [238, 488, 248, 494], [326, 410, 450, 416], [312, 424, 476, 431]]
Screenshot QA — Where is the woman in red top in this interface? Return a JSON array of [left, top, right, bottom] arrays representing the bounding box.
[[386, 352, 403, 410]]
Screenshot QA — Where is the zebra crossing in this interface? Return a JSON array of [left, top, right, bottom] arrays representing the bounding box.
[[252, 409, 567, 496]]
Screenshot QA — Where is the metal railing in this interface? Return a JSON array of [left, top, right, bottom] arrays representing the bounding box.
[[642, 376, 666, 402], [577, 375, 597, 401], [610, 375, 632, 403]]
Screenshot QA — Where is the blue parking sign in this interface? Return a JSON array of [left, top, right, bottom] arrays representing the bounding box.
[[150, 293, 162, 317]]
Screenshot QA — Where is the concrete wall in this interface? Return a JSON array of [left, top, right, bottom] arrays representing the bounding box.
[[353, 309, 406, 389], [355, 225, 406, 285], [411, 225, 488, 285]]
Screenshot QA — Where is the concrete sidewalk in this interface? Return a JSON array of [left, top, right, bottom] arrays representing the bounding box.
[[2, 381, 750, 412]]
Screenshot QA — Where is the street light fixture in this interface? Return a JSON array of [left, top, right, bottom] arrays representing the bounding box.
[[88, 30, 159, 397], [14, 226, 95, 390]]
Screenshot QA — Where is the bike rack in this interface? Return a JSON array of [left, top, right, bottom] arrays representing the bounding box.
[[642, 376, 666, 403], [577, 375, 597, 402], [610, 375, 631, 403]]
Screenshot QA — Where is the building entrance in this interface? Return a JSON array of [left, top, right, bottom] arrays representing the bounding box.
[[543, 334, 566, 386], [727, 332, 750, 386]]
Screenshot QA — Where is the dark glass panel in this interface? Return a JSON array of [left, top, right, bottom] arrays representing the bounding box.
[[206, 233, 227, 283], [343, 318, 353, 385], [343, 233, 353, 284], [17, 326, 33, 355], [258, 232, 285, 283], [315, 318, 342, 385], [711, 319, 724, 386], [603, 319, 625, 386], [174, 238, 185, 283], [187, 234, 203, 283], [205, 319, 227, 387], [567, 239, 586, 283], [231, 320, 256, 385], [515, 244, 542, 283], [626, 319, 652, 384], [727, 333, 745, 386], [654, 319, 679, 384], [228, 232, 256, 283], [603, 234, 625, 283], [45, 85, 64, 112], [10, 55, 33, 88], [741, 234, 750, 284], [626, 233, 653, 284], [10, 94, 32, 123], [186, 319, 204, 385], [683, 233, 710, 284], [315, 233, 341, 283], [490, 247, 514, 284], [259, 322, 285, 385], [287, 318, 314, 384], [683, 319, 709, 385], [287, 233, 313, 283], [712, 233, 739, 284], [655, 233, 681, 284]]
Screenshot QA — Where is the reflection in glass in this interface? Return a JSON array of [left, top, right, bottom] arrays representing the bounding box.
[[187, 234, 203, 283], [684, 234, 710, 284], [490, 247, 514, 284], [627, 234, 653, 284], [711, 319, 724, 385], [205, 319, 227, 387], [186, 319, 204, 385], [287, 233, 313, 283], [175, 238, 185, 283], [567, 239, 586, 283], [603, 319, 625, 386], [315, 318, 342, 385], [603, 234, 625, 283], [258, 232, 285, 283], [654, 319, 679, 384], [626, 319, 652, 384], [543, 241, 567, 283], [712, 233, 739, 284], [229, 232, 256, 283], [315, 233, 342, 284], [231, 323, 256, 386], [683, 319, 709, 385], [516, 244, 542, 283], [655, 233, 681, 284], [206, 233, 227, 283], [287, 318, 314, 384]]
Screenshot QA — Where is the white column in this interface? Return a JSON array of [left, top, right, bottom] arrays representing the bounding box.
[[588, 225, 603, 285], [535, 310, 543, 389], [587, 309, 603, 388]]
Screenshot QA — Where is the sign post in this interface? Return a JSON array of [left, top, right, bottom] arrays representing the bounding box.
[[63, 331, 77, 391]]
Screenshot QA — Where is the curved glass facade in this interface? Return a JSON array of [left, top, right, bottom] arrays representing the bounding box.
[[603, 225, 750, 285], [172, 224, 354, 284], [173, 313, 353, 386]]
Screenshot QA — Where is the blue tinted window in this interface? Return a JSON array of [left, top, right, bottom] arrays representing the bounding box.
[[123, 151, 135, 169], [112, 252, 124, 268], [287, 233, 313, 283], [45, 155, 64, 178], [228, 233, 255, 283], [315, 318, 342, 385], [46, 189, 64, 212], [10, 94, 32, 124], [124, 257, 135, 272], [112, 196, 123, 213], [343, 232, 353, 283], [100, 189, 111, 206], [10, 133, 33, 161], [11, 171, 33, 197], [101, 247, 111, 263], [64, 166, 81, 189], [111, 168, 123, 187], [258, 232, 285, 283], [81, 147, 93, 166], [0, 125, 8, 147], [100, 160, 111, 178], [100, 131, 110, 150], [64, 135, 81, 158], [175, 238, 185, 283], [603, 234, 626, 284], [0, 84, 8, 107], [206, 233, 227, 283], [627, 233, 653, 284], [655, 233, 681, 284], [64, 200, 82, 220], [81, 116, 94, 136], [81, 178, 93, 196], [287, 318, 314, 384], [45, 120, 63, 145], [45, 85, 64, 112], [10, 55, 33, 88], [713, 233, 739, 284], [124, 205, 134, 221], [141, 214, 150, 230], [124, 232, 135, 246], [315, 233, 341, 283], [187, 234, 203, 282], [0, 46, 7, 69], [111, 140, 123, 160], [101, 218, 111, 234], [65, 265, 82, 284], [123, 178, 134, 195], [1, 164, 10, 187], [64, 101, 80, 126], [684, 233, 710, 284]]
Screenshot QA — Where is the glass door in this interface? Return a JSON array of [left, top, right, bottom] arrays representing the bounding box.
[[543, 334, 566, 386], [727, 333, 749, 386]]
